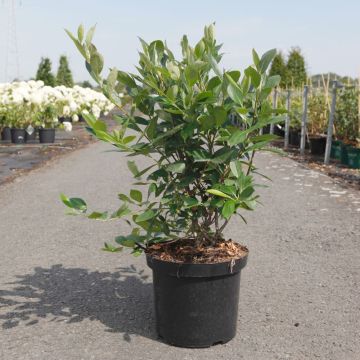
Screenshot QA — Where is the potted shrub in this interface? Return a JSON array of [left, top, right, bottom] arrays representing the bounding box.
[[61, 24, 284, 347], [0, 115, 11, 142], [37, 104, 58, 143], [335, 86, 360, 167], [307, 91, 327, 155], [288, 95, 302, 146]]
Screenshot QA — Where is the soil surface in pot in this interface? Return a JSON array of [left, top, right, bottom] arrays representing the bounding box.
[[146, 238, 248, 264]]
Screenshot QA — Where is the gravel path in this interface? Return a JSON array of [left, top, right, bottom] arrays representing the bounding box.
[[0, 141, 359, 360]]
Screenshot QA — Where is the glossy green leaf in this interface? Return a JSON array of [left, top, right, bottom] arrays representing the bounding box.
[[130, 189, 142, 203]]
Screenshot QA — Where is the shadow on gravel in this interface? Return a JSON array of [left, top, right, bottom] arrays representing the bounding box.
[[0, 264, 156, 342]]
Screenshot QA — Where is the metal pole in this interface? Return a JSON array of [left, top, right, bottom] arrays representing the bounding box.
[[300, 85, 309, 155], [270, 88, 278, 134], [284, 90, 291, 149], [324, 81, 338, 165]]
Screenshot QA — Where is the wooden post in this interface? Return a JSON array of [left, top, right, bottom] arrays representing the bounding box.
[[300, 85, 309, 155], [270, 88, 278, 134], [324, 81, 338, 165], [284, 90, 291, 149]]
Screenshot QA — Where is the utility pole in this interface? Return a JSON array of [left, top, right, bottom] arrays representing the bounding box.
[[4, 0, 20, 82]]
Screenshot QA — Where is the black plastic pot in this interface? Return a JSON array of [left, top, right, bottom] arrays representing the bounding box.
[[146, 253, 248, 348], [309, 136, 326, 155], [289, 130, 300, 146], [59, 117, 72, 123], [11, 128, 26, 144], [39, 128, 55, 143], [25, 129, 37, 142], [274, 124, 284, 137], [1, 127, 11, 141]]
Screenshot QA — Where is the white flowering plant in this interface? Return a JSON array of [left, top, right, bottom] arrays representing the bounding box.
[[0, 80, 115, 130]]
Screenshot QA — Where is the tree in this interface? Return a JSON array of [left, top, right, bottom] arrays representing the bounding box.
[[285, 47, 307, 88], [78, 80, 93, 88], [269, 51, 287, 88], [56, 55, 74, 87], [36, 57, 55, 86]]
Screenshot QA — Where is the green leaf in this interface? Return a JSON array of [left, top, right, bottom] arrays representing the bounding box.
[[207, 189, 233, 200], [127, 161, 139, 177], [225, 73, 243, 105], [252, 49, 260, 67], [166, 162, 186, 174], [115, 234, 144, 247], [90, 50, 104, 75], [259, 48, 277, 74], [244, 66, 261, 88], [213, 106, 227, 127], [166, 85, 178, 101], [230, 161, 243, 178], [222, 200, 235, 219], [102, 242, 123, 253], [208, 54, 222, 78], [111, 204, 131, 218], [65, 29, 87, 59], [88, 211, 108, 220], [130, 189, 142, 203], [60, 193, 87, 213], [185, 65, 198, 86], [136, 209, 156, 222], [264, 75, 281, 89], [228, 129, 246, 146], [93, 120, 107, 131], [181, 122, 197, 140], [86, 24, 96, 45], [77, 24, 84, 43], [207, 76, 221, 91], [183, 197, 199, 208], [226, 70, 241, 82]]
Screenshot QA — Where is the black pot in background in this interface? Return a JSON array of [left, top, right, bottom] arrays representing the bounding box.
[[274, 124, 284, 137], [309, 136, 327, 155], [25, 128, 37, 143], [11, 128, 26, 144], [59, 117, 72, 123], [289, 130, 300, 146], [1, 127, 11, 142], [39, 128, 55, 143], [146, 253, 248, 348], [262, 125, 271, 134]]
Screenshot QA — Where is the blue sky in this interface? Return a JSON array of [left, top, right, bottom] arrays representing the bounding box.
[[1, 0, 359, 82]]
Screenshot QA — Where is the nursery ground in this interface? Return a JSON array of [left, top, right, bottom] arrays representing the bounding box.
[[0, 141, 359, 360]]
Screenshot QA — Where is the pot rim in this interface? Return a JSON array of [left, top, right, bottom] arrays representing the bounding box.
[[146, 251, 248, 278]]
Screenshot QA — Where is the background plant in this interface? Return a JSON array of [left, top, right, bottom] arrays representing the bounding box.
[[56, 55, 74, 87], [61, 24, 285, 254], [307, 90, 328, 136], [335, 86, 360, 143], [36, 57, 56, 86]]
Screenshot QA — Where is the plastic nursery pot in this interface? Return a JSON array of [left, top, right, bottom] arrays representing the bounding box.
[[330, 140, 342, 160], [309, 136, 326, 155], [1, 127, 11, 142], [340, 144, 350, 166], [58, 117, 72, 123], [274, 124, 284, 137], [146, 253, 248, 348], [25, 129, 37, 143], [11, 128, 26, 144], [289, 130, 300, 146], [39, 128, 55, 143], [345, 146, 360, 169]]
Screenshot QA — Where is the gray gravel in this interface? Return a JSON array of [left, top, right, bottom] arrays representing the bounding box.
[[0, 141, 359, 360]]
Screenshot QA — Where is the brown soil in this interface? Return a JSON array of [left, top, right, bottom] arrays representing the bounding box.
[[146, 238, 248, 264]]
